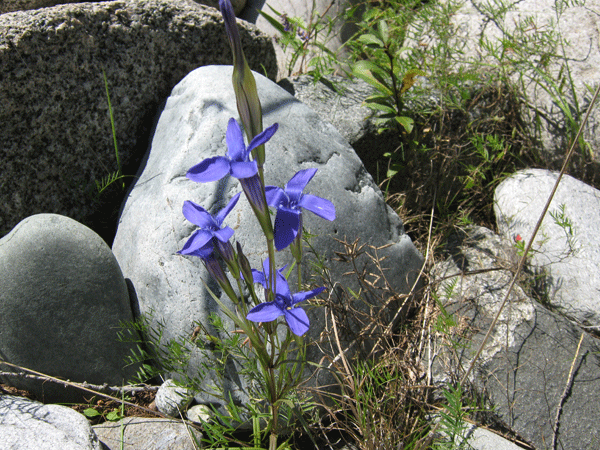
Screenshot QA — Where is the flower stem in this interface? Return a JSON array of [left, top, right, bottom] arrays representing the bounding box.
[[267, 237, 277, 302]]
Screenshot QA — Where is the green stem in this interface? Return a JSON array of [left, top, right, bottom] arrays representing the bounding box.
[[267, 237, 277, 302]]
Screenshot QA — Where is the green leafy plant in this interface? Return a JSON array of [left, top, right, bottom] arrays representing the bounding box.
[[432, 384, 477, 450], [351, 17, 425, 134], [95, 70, 130, 197]]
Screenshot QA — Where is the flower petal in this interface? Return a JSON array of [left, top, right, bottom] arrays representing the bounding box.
[[187, 242, 214, 260], [252, 268, 268, 289], [285, 168, 317, 202], [215, 192, 241, 225], [181, 201, 217, 229], [247, 301, 284, 322], [299, 194, 336, 221], [264, 185, 287, 208], [213, 226, 234, 243], [226, 118, 246, 161], [187, 156, 231, 183], [274, 207, 301, 251], [247, 123, 279, 153], [230, 160, 258, 179], [284, 307, 310, 336], [291, 286, 326, 307], [274, 271, 291, 299], [179, 230, 213, 255]]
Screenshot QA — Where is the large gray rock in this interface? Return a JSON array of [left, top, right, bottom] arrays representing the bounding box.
[[0, 0, 89, 14], [0, 0, 276, 242], [0, 394, 102, 450], [1, 0, 247, 16], [93, 417, 203, 450], [494, 168, 600, 328], [278, 75, 377, 146], [431, 226, 600, 450], [113, 65, 424, 412], [0, 214, 138, 402]]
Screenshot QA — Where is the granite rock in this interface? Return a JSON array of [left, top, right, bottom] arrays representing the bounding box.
[[93, 417, 203, 450], [0, 0, 276, 243]]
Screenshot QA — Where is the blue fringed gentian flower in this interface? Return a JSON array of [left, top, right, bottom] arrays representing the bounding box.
[[246, 259, 325, 336], [187, 118, 278, 183], [178, 192, 241, 256], [265, 168, 336, 251]]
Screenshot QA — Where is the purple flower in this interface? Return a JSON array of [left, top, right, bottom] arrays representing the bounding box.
[[265, 168, 335, 251], [246, 259, 325, 336], [186, 118, 278, 183], [178, 192, 241, 256]]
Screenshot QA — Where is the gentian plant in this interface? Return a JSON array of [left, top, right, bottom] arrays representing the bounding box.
[[176, 1, 336, 448]]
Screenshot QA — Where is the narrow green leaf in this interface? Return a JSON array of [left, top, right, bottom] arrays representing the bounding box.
[[353, 62, 394, 96], [257, 9, 286, 34], [363, 101, 397, 115]]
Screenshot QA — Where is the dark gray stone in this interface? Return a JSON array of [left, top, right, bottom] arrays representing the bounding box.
[[0, 214, 138, 402], [112, 65, 423, 414], [0, 394, 102, 450], [431, 225, 600, 450], [0, 0, 276, 242]]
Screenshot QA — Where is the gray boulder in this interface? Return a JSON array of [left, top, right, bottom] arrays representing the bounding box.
[[0, 394, 102, 450], [494, 168, 600, 328], [0, 0, 276, 242], [431, 225, 600, 450], [93, 417, 203, 450], [0, 214, 137, 403], [112, 64, 424, 412]]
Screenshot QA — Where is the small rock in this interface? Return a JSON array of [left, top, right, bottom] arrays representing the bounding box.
[[186, 404, 213, 424], [154, 379, 194, 418]]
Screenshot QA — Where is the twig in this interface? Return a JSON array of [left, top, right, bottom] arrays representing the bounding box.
[[0, 371, 157, 394], [0, 359, 163, 418], [551, 333, 584, 450]]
